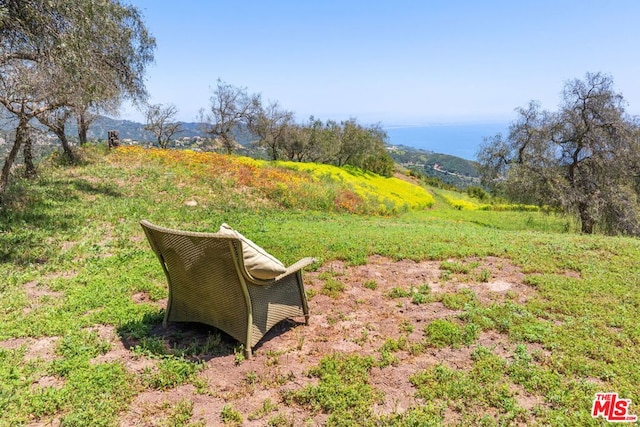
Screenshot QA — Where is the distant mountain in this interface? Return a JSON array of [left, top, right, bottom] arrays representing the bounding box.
[[0, 113, 197, 142], [71, 115, 257, 145], [388, 145, 480, 188], [70, 116, 206, 141]]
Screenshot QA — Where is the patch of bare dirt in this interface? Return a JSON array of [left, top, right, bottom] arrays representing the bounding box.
[[88, 325, 157, 373], [26, 417, 62, 427], [131, 292, 153, 304], [393, 171, 422, 186], [23, 285, 60, 311], [24, 281, 64, 300], [0, 337, 31, 351], [25, 337, 60, 362], [115, 255, 547, 426], [563, 269, 582, 279], [130, 234, 145, 244], [510, 383, 545, 411], [31, 375, 65, 390], [0, 336, 60, 363]]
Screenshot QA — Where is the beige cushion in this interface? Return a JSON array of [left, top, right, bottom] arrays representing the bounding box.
[[218, 223, 287, 280]]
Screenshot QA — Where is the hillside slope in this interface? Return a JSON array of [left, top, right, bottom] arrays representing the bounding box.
[[389, 145, 481, 188], [0, 145, 638, 426]]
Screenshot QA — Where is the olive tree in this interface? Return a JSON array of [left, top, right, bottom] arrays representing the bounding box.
[[246, 100, 294, 160], [0, 0, 155, 194], [201, 79, 260, 154], [276, 116, 394, 176], [335, 119, 393, 176], [0, 59, 63, 182], [63, 0, 154, 144], [478, 72, 640, 235], [144, 103, 183, 149]]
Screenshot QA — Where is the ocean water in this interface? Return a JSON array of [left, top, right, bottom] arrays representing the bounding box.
[[384, 122, 508, 160]]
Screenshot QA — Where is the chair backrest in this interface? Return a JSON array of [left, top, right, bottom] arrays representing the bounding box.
[[140, 221, 252, 343]]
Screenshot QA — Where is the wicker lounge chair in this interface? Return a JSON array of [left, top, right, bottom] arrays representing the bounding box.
[[140, 220, 314, 358]]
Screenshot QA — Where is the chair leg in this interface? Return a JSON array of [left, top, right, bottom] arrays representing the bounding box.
[[244, 346, 252, 359]]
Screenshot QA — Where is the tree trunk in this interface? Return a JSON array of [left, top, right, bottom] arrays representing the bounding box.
[[0, 117, 28, 195], [222, 136, 234, 154], [78, 114, 88, 145], [23, 136, 37, 178], [57, 130, 75, 163], [578, 201, 595, 234]]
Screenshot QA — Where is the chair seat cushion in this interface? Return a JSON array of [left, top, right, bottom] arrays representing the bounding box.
[[218, 223, 287, 280]]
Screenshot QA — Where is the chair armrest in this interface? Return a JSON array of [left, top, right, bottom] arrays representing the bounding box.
[[280, 257, 317, 277], [247, 257, 317, 285]]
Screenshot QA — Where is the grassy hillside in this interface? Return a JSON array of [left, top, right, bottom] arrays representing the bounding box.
[[0, 145, 638, 426], [388, 145, 481, 189]]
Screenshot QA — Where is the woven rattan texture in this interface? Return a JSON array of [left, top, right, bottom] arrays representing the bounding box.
[[140, 221, 313, 356]]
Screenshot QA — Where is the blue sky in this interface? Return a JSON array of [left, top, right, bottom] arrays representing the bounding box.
[[122, 0, 640, 126]]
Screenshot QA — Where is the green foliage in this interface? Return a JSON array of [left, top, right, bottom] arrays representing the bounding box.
[[424, 319, 478, 348], [362, 279, 378, 290], [475, 268, 491, 282], [411, 284, 432, 305], [52, 330, 111, 377], [267, 414, 296, 427], [410, 351, 523, 424], [440, 260, 472, 274], [0, 344, 135, 427], [163, 399, 204, 427], [440, 288, 478, 310], [478, 73, 640, 236], [0, 0, 155, 192], [507, 345, 561, 395], [409, 168, 461, 191], [248, 398, 279, 421], [377, 337, 406, 369], [285, 354, 381, 425], [460, 302, 551, 343], [0, 347, 59, 424], [284, 117, 395, 176], [467, 185, 490, 201], [387, 287, 412, 299], [141, 357, 203, 390], [61, 363, 136, 426], [377, 404, 445, 426], [204, 99, 394, 176], [321, 277, 345, 298], [221, 404, 243, 425]]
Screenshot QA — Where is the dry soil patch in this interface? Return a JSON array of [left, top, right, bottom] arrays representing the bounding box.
[[118, 255, 540, 425]]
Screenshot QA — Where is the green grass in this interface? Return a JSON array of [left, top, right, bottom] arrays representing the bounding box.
[[440, 288, 478, 310], [283, 354, 382, 426], [1, 144, 639, 425], [320, 276, 346, 297], [424, 319, 479, 348], [410, 347, 528, 425], [220, 404, 243, 425]]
